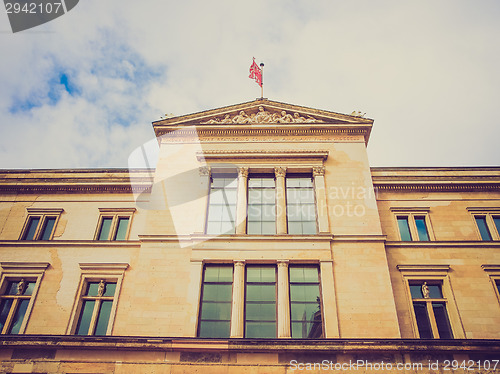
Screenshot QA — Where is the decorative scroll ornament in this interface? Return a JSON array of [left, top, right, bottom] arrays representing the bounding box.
[[312, 166, 325, 177], [202, 106, 322, 124], [238, 167, 249, 178], [97, 280, 106, 297], [198, 166, 211, 177], [274, 166, 287, 178]]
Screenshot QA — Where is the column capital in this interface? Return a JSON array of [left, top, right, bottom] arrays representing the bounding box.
[[233, 260, 245, 267], [312, 166, 325, 177], [277, 260, 289, 268], [199, 166, 211, 177], [238, 167, 249, 178], [274, 166, 287, 178]]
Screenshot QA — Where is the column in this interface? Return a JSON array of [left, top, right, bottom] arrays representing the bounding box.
[[277, 260, 291, 338], [320, 260, 340, 338], [275, 167, 287, 235], [313, 166, 330, 234], [235, 167, 249, 235], [230, 260, 245, 338], [198, 166, 211, 234]]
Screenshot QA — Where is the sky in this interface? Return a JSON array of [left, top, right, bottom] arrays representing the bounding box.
[[0, 0, 499, 169]]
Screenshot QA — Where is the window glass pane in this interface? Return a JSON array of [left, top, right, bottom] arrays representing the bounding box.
[[301, 221, 317, 235], [39, 217, 56, 240], [246, 303, 276, 321], [290, 284, 320, 302], [291, 303, 321, 321], [291, 321, 322, 339], [198, 321, 230, 338], [428, 285, 442, 299], [94, 300, 113, 336], [206, 177, 237, 235], [397, 217, 412, 241], [475, 216, 492, 240], [113, 218, 129, 240], [206, 222, 221, 235], [23, 217, 40, 240], [414, 217, 430, 241], [245, 322, 276, 338], [86, 282, 100, 297], [76, 300, 95, 335], [200, 302, 231, 320], [494, 217, 500, 237], [410, 285, 423, 299], [0, 299, 13, 332], [246, 285, 276, 302], [247, 221, 260, 235], [23, 282, 35, 296], [8, 299, 30, 334], [432, 303, 453, 339], [289, 267, 319, 283], [202, 284, 232, 302], [103, 282, 116, 297], [98, 218, 113, 240], [261, 221, 276, 235], [6, 281, 19, 295], [247, 266, 275, 282], [413, 302, 433, 338]]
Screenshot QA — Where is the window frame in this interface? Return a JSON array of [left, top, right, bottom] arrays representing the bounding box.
[[0, 262, 49, 334], [482, 265, 500, 307], [285, 174, 318, 235], [244, 264, 278, 338], [288, 264, 323, 338], [391, 208, 435, 241], [197, 263, 234, 338], [205, 171, 239, 236], [94, 208, 135, 241], [19, 208, 63, 241], [468, 209, 500, 241], [67, 263, 128, 336], [397, 265, 464, 339]]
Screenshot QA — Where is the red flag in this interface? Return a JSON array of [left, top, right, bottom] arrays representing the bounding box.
[[249, 58, 262, 87]]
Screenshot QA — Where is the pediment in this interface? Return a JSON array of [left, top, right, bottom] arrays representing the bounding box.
[[153, 99, 372, 127]]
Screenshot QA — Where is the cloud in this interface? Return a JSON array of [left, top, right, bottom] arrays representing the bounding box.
[[0, 0, 499, 168]]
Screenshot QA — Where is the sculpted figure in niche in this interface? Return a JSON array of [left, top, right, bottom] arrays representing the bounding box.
[[421, 282, 430, 298], [17, 279, 27, 295], [97, 279, 106, 297]]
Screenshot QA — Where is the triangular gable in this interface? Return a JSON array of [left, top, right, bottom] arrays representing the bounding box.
[[152, 99, 373, 127]]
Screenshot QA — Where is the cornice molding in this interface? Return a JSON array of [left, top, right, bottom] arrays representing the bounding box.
[[0, 262, 50, 272], [374, 183, 500, 192], [0, 184, 152, 194], [197, 150, 329, 161]]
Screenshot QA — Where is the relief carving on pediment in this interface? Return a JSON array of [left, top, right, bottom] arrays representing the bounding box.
[[202, 106, 323, 124]]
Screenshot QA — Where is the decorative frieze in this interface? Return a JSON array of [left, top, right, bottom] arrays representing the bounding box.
[[202, 106, 322, 124]]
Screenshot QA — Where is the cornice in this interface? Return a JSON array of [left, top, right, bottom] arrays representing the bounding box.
[[0, 335, 499, 353], [374, 183, 500, 192], [0, 184, 152, 194], [0, 240, 141, 247], [385, 241, 500, 248], [197, 150, 329, 161]]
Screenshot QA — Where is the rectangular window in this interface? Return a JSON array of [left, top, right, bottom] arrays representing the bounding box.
[[393, 210, 434, 241], [397, 217, 412, 241], [95, 209, 135, 241], [475, 216, 492, 241], [247, 177, 276, 235], [0, 279, 34, 334], [286, 176, 317, 235], [245, 265, 276, 338], [410, 281, 453, 339], [75, 280, 117, 336], [20, 209, 63, 240], [289, 265, 322, 338], [414, 216, 430, 241], [198, 265, 233, 338], [206, 174, 238, 235]]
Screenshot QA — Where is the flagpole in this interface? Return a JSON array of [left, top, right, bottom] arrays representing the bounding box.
[[260, 62, 264, 99]]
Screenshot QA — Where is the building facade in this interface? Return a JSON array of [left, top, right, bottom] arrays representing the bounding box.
[[0, 99, 499, 373]]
